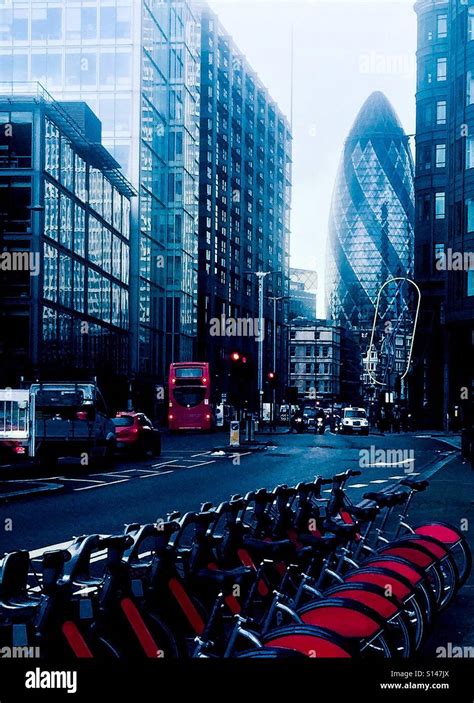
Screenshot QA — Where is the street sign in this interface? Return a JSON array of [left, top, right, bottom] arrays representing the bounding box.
[[230, 421, 240, 447]]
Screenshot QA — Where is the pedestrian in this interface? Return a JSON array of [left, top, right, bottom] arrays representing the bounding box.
[[461, 424, 474, 470]]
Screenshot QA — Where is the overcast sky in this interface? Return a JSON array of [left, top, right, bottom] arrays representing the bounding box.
[[208, 0, 417, 315]]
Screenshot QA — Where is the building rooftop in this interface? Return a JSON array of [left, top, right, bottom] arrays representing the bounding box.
[[346, 91, 406, 143], [0, 82, 136, 199]]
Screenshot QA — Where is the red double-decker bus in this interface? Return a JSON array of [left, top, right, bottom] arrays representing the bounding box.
[[168, 362, 213, 431]]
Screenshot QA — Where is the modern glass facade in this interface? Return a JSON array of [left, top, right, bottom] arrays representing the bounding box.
[[197, 8, 292, 404], [0, 89, 133, 398], [326, 91, 415, 331], [325, 91, 415, 399], [0, 0, 201, 387], [414, 0, 474, 427]]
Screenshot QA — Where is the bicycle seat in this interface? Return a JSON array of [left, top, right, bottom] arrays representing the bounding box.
[[192, 566, 254, 589], [401, 478, 429, 492], [242, 536, 298, 561], [297, 533, 339, 553], [323, 521, 359, 539], [0, 551, 40, 611], [363, 491, 406, 507], [349, 505, 379, 522]]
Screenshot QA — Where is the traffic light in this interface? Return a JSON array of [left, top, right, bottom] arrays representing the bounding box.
[[267, 371, 277, 389], [231, 352, 241, 363]]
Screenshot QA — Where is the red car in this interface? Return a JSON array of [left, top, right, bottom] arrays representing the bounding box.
[[112, 412, 162, 457]]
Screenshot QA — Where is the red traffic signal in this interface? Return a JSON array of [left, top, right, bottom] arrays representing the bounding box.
[[267, 372, 276, 380], [231, 352, 241, 362]]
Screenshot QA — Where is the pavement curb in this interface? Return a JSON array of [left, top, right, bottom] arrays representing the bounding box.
[[0, 481, 65, 503]]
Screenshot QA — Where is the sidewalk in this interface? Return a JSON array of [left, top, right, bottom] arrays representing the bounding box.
[[408, 454, 474, 655]]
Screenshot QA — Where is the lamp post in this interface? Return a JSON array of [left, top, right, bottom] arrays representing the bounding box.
[[245, 270, 280, 421], [267, 294, 290, 428]]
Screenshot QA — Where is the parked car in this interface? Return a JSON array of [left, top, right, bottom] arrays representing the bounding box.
[[113, 412, 162, 457], [340, 407, 369, 436]]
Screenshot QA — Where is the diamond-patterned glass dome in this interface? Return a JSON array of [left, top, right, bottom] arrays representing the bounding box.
[[325, 92, 415, 330]]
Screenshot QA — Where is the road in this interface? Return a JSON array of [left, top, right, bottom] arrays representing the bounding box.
[[0, 431, 456, 554]]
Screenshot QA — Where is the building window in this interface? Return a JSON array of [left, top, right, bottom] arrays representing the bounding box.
[[469, 8, 474, 41], [466, 199, 474, 233], [437, 14, 447, 39], [436, 58, 447, 82], [467, 71, 474, 106], [32, 8, 62, 40], [306, 345, 312, 357], [435, 192, 446, 219], [468, 271, 474, 297], [466, 137, 474, 170], [435, 243, 444, 262], [436, 100, 447, 125], [436, 143, 446, 168]]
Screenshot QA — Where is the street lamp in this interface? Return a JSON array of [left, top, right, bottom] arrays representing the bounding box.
[[267, 294, 290, 427], [244, 270, 280, 420]]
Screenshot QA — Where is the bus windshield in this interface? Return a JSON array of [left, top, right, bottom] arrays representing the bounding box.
[[175, 368, 204, 379]]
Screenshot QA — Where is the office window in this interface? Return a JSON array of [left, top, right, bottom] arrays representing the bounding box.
[[44, 182, 59, 242], [436, 100, 447, 125], [467, 199, 474, 233], [59, 194, 73, 250], [435, 192, 446, 219], [467, 71, 474, 106], [59, 254, 72, 308], [88, 216, 102, 266], [437, 14, 447, 39], [116, 51, 131, 85], [467, 137, 474, 170], [435, 243, 444, 261], [74, 205, 85, 258], [66, 8, 81, 40], [469, 8, 474, 41], [73, 261, 85, 313], [100, 52, 115, 86], [31, 53, 63, 86], [32, 8, 62, 41], [0, 111, 32, 168], [436, 143, 446, 168], [437, 57, 447, 81], [468, 271, 474, 297], [13, 9, 28, 40], [43, 244, 58, 303]]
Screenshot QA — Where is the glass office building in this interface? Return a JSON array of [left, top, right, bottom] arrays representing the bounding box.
[[0, 87, 134, 400], [326, 91, 415, 330], [197, 8, 292, 404], [413, 0, 474, 427], [325, 91, 415, 401], [0, 0, 201, 388]]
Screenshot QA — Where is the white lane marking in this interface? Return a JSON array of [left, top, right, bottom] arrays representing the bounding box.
[[365, 459, 415, 468], [75, 479, 129, 492], [151, 460, 180, 468], [370, 480, 390, 485], [388, 475, 406, 480], [139, 471, 174, 479], [191, 452, 212, 458], [58, 477, 104, 484], [349, 483, 369, 489], [186, 461, 216, 469]]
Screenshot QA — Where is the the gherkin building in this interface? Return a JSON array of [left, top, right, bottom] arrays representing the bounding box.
[[325, 91, 415, 331]]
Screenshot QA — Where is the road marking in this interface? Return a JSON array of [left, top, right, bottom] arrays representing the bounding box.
[[349, 483, 369, 489], [388, 475, 406, 480], [365, 459, 415, 468], [151, 460, 180, 468], [186, 460, 216, 468], [191, 452, 212, 458], [93, 472, 135, 478], [139, 471, 174, 479], [58, 477, 104, 484], [75, 479, 129, 492], [370, 480, 390, 485]]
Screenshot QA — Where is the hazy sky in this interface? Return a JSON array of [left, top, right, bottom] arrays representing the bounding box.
[[208, 0, 417, 315]]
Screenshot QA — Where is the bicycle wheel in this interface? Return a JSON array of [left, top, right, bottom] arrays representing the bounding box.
[[262, 624, 356, 658], [408, 523, 472, 586]]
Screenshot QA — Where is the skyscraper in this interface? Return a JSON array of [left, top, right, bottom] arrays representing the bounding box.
[[326, 91, 415, 400], [0, 0, 201, 398], [197, 8, 292, 405], [414, 0, 474, 428]]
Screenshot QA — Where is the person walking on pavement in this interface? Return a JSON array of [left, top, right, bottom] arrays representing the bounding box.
[[461, 423, 474, 470]]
